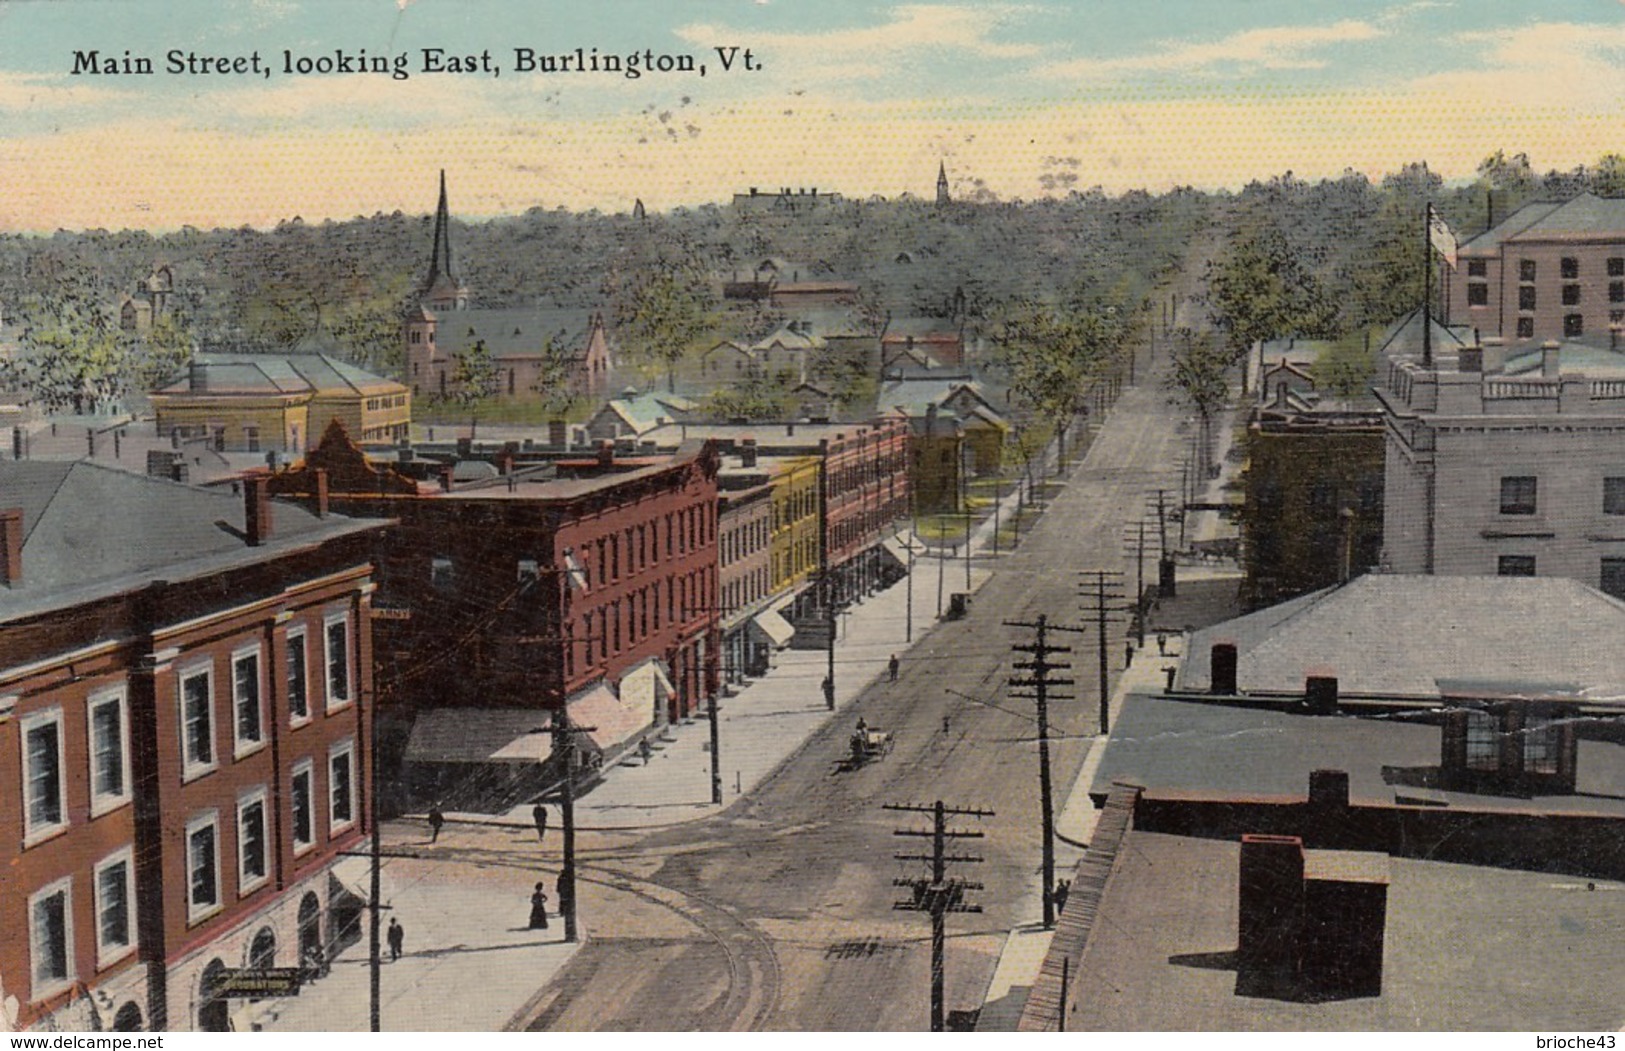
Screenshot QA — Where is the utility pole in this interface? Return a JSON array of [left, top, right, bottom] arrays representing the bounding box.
[[552, 707, 596, 943], [887, 800, 992, 1032], [1078, 570, 1126, 734], [819, 447, 837, 706], [1006, 615, 1082, 929], [963, 506, 973, 592], [1122, 518, 1153, 646]]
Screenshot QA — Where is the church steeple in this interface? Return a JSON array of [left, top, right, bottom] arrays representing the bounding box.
[[421, 170, 467, 310], [936, 161, 950, 207]]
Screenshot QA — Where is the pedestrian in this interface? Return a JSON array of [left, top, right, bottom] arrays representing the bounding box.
[[1125, 641, 1134, 668], [638, 737, 653, 764], [528, 882, 550, 930], [1156, 632, 1168, 656], [888, 654, 899, 682], [387, 917, 404, 961], [532, 802, 548, 842], [556, 871, 573, 924], [427, 803, 445, 843]]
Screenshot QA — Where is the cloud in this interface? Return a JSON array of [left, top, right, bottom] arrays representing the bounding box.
[[1039, 19, 1384, 80], [1410, 21, 1625, 111], [0, 72, 136, 112], [675, 4, 1044, 86]]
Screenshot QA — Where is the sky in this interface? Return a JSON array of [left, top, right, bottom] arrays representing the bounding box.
[[0, 0, 1621, 232]]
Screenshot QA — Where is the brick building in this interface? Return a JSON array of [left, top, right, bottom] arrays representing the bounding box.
[[1444, 193, 1625, 347], [1, 462, 384, 1032], [716, 445, 780, 682], [268, 425, 720, 733]]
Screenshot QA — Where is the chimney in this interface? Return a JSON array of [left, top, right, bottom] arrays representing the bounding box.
[[312, 468, 330, 518], [1210, 642, 1238, 695], [189, 361, 207, 392], [1307, 769, 1350, 808], [0, 508, 24, 586], [438, 465, 454, 492], [548, 419, 568, 447], [1238, 834, 1306, 976], [597, 439, 614, 467], [741, 437, 758, 468], [1457, 345, 1483, 373], [1482, 337, 1508, 375], [786, 423, 795, 437], [244, 476, 273, 547], [1305, 675, 1338, 714], [456, 437, 473, 458], [1541, 340, 1561, 378]]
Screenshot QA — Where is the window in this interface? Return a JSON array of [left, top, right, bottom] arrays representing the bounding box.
[[1602, 558, 1625, 600], [1518, 285, 1537, 311], [1523, 711, 1560, 774], [1611, 282, 1624, 303], [1464, 709, 1498, 771], [179, 665, 215, 776], [1519, 259, 1537, 282], [23, 709, 67, 842], [1610, 257, 1625, 278], [238, 792, 269, 893], [287, 629, 309, 723], [1467, 283, 1489, 306], [1565, 314, 1584, 338], [186, 814, 220, 921], [94, 851, 135, 965], [244, 426, 260, 453], [1517, 317, 1535, 339], [517, 558, 539, 584], [291, 763, 314, 854], [1561, 257, 1579, 279], [1605, 478, 1625, 516], [329, 742, 355, 833], [232, 647, 263, 755], [88, 688, 130, 815], [1499, 476, 1537, 515], [1498, 554, 1537, 577], [1562, 284, 1581, 306], [30, 880, 73, 995], [325, 615, 351, 710], [1467, 259, 1487, 278], [430, 556, 455, 590]]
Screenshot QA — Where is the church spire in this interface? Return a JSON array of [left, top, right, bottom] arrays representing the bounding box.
[[935, 160, 950, 207], [420, 170, 467, 310]]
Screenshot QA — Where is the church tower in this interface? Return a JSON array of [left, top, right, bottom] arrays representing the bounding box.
[[420, 170, 468, 312], [935, 161, 950, 207]]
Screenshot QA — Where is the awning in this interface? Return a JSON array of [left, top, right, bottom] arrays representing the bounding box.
[[402, 708, 554, 765], [567, 682, 651, 754], [328, 855, 372, 902], [750, 608, 795, 648], [616, 659, 676, 725]]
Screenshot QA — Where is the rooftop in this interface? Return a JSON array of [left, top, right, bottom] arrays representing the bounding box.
[[1067, 831, 1624, 1030], [1179, 574, 1625, 701], [0, 460, 383, 622], [154, 352, 403, 397]]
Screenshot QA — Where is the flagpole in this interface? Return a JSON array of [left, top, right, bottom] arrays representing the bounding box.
[[1422, 202, 1433, 368]]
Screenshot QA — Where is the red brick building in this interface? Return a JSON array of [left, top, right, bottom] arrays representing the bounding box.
[[1, 462, 384, 1032], [717, 447, 778, 682], [269, 426, 720, 731]]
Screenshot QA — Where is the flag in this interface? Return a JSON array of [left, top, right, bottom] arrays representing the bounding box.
[[1427, 204, 1458, 267]]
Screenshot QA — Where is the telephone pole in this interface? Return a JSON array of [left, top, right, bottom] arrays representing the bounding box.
[[1078, 570, 1126, 733], [551, 707, 596, 943], [1006, 615, 1082, 928], [887, 800, 992, 1032]]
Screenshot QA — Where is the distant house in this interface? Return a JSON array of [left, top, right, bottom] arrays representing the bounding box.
[[116, 262, 177, 334], [583, 390, 697, 442], [150, 353, 410, 452], [730, 187, 844, 214], [879, 374, 1009, 473], [699, 340, 756, 382], [882, 316, 966, 372]]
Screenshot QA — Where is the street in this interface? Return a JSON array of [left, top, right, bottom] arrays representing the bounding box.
[[485, 353, 1190, 1031]]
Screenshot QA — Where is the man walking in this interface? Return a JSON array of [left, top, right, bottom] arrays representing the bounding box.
[[387, 917, 405, 961], [532, 802, 548, 842], [427, 803, 445, 843], [888, 654, 899, 682]]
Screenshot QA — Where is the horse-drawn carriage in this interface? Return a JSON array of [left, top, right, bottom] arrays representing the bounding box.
[[838, 722, 893, 770]]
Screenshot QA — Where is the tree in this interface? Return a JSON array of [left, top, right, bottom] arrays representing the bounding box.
[[450, 338, 500, 439], [1165, 329, 1230, 481], [698, 371, 791, 421], [528, 332, 583, 418], [617, 264, 715, 392], [989, 302, 1117, 467], [1205, 220, 1337, 364], [16, 294, 128, 413], [1316, 332, 1377, 400]]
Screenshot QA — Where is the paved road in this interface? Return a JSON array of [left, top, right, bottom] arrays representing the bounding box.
[[498, 357, 1188, 1032]]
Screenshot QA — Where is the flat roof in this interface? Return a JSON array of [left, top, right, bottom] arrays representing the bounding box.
[[1068, 831, 1625, 1030]]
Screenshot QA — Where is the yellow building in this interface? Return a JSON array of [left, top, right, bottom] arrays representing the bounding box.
[[151, 354, 411, 453], [768, 454, 822, 594]]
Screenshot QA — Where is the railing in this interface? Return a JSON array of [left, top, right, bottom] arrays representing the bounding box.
[[1483, 377, 1560, 400], [1591, 379, 1625, 400]]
